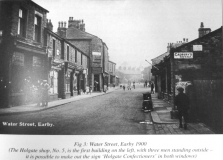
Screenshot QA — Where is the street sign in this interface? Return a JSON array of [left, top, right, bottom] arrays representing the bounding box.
[[174, 52, 193, 59], [193, 45, 203, 51]]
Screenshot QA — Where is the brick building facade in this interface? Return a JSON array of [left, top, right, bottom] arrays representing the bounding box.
[[108, 60, 116, 86], [151, 24, 223, 133], [58, 17, 110, 92], [0, 0, 49, 107], [45, 27, 89, 101]]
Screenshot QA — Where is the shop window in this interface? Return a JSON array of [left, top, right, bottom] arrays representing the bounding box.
[[18, 8, 27, 37], [33, 56, 42, 67], [73, 75, 77, 91], [12, 52, 24, 66], [0, 30, 3, 43], [66, 73, 70, 93], [34, 15, 41, 42], [49, 71, 58, 94]]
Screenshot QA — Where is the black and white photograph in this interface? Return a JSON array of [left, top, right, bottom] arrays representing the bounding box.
[[0, 0, 223, 159]]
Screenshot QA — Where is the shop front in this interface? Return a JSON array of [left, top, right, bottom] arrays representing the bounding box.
[[10, 45, 46, 107], [92, 67, 102, 92], [49, 59, 64, 101]]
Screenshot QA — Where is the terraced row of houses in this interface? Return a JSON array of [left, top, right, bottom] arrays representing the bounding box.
[[0, 0, 117, 107]]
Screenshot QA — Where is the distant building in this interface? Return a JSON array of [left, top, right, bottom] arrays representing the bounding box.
[[108, 60, 116, 86], [116, 66, 142, 83], [57, 17, 110, 92]]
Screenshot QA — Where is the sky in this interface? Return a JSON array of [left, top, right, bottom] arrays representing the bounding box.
[[33, 0, 222, 68]]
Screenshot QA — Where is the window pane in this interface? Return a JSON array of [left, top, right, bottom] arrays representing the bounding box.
[[19, 9, 23, 18], [34, 15, 41, 42], [18, 19, 21, 34], [34, 17, 37, 25]]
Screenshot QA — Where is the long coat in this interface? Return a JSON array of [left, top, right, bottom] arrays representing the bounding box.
[[175, 93, 190, 111]]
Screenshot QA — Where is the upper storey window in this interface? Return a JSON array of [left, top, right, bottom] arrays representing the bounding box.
[[34, 15, 41, 42], [18, 8, 27, 37]]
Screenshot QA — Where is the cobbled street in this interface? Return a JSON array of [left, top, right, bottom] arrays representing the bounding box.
[[0, 84, 156, 135]]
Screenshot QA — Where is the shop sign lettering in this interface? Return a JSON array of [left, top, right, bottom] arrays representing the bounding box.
[[174, 52, 193, 59]]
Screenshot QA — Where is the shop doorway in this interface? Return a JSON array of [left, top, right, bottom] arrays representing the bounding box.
[[94, 74, 100, 91]]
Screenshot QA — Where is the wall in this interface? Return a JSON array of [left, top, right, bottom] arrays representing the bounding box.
[[193, 80, 223, 133]]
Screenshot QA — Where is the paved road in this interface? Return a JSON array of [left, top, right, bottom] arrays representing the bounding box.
[[0, 85, 155, 135]]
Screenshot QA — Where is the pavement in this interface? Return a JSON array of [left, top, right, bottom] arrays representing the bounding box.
[[0, 87, 118, 116], [150, 92, 215, 134]]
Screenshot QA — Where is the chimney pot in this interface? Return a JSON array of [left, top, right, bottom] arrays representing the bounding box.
[[200, 22, 204, 28], [58, 22, 60, 28], [64, 22, 66, 28]]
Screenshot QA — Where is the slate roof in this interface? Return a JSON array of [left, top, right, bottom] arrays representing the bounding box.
[[151, 52, 169, 65], [151, 42, 185, 65], [66, 27, 97, 39]]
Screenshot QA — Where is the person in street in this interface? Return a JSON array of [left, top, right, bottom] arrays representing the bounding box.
[[41, 80, 50, 107], [144, 80, 148, 88], [89, 85, 92, 94], [123, 84, 125, 91], [151, 82, 154, 94], [133, 81, 135, 89], [94, 81, 98, 91], [36, 80, 42, 107], [127, 83, 131, 90], [175, 87, 190, 130]]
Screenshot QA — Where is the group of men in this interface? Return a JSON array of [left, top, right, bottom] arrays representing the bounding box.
[[36, 80, 50, 107]]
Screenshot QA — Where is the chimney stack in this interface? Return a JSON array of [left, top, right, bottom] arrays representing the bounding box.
[[200, 22, 204, 28], [68, 17, 86, 31], [198, 22, 211, 38], [47, 19, 53, 31]]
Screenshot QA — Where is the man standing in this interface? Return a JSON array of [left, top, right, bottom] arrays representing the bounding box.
[[151, 82, 154, 94], [41, 80, 50, 107], [175, 87, 190, 130]]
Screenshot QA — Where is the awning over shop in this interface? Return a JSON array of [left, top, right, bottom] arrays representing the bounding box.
[[65, 61, 84, 71]]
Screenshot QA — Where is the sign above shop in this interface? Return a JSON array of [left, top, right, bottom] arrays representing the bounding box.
[[174, 52, 193, 59], [92, 67, 102, 74], [92, 52, 101, 56], [193, 45, 203, 51]]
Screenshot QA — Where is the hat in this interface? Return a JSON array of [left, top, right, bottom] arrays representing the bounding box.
[[177, 87, 184, 92]]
